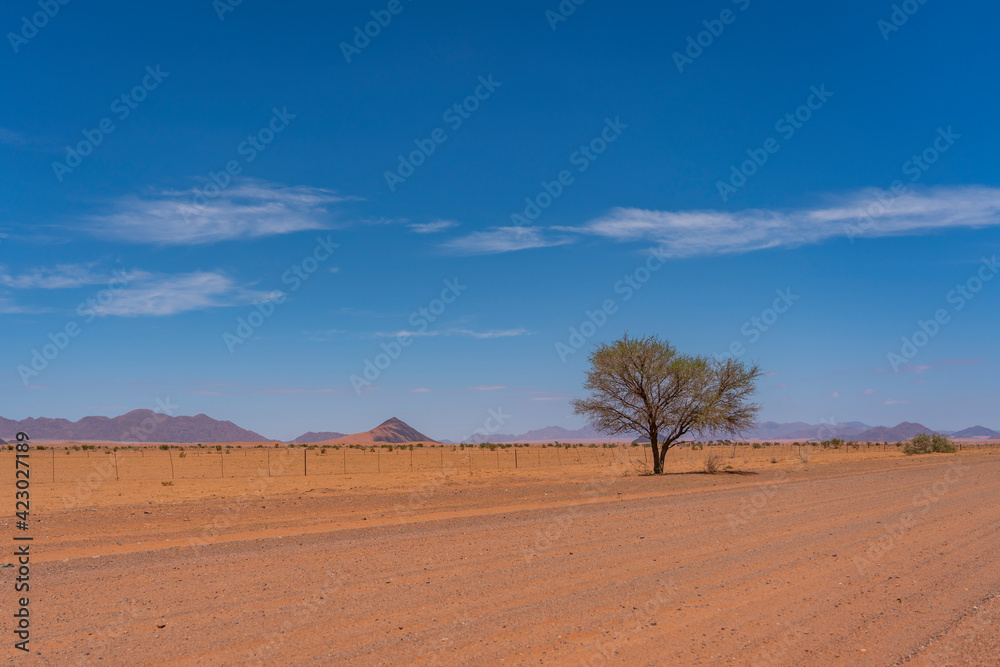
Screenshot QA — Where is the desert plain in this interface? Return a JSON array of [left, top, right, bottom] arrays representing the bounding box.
[[3, 443, 1000, 665]]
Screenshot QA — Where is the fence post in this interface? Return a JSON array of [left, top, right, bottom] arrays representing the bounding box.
[[343, 447, 347, 474], [267, 449, 271, 477], [221, 451, 225, 478], [304, 448, 307, 476], [52, 449, 56, 483], [410, 447, 413, 472], [496, 449, 500, 470], [377, 447, 380, 473], [515, 449, 518, 469], [168, 450, 174, 479], [114, 450, 119, 481]]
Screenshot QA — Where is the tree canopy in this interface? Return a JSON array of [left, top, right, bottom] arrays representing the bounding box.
[[571, 334, 762, 474]]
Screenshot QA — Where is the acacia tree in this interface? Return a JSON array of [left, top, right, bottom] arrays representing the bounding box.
[[570, 334, 761, 474]]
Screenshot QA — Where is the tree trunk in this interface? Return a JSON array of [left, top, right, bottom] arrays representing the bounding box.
[[650, 429, 662, 474]]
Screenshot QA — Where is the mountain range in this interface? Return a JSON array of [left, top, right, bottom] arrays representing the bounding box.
[[3, 411, 998, 444], [0, 410, 269, 443]]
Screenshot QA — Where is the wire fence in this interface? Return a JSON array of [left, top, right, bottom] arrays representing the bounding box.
[[2, 442, 998, 484]]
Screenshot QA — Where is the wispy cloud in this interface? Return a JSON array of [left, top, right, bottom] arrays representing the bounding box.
[[87, 179, 353, 244], [376, 328, 529, 339], [409, 220, 459, 234], [0, 263, 125, 289], [409, 387, 431, 393], [861, 388, 876, 395], [89, 271, 278, 317], [447, 186, 1000, 257], [444, 226, 570, 255], [0, 127, 28, 147], [302, 329, 345, 342], [258, 387, 343, 395], [469, 385, 507, 391], [568, 186, 1000, 256], [885, 399, 909, 405]]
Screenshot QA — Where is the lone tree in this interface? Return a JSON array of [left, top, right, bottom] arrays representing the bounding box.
[[571, 334, 762, 474]]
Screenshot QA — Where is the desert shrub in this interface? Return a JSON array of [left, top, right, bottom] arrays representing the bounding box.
[[752, 443, 763, 449], [691, 443, 703, 450], [703, 455, 723, 474], [770, 456, 778, 463], [159, 444, 169, 450], [904, 433, 956, 455], [35, 445, 46, 450], [178, 451, 187, 458], [798, 448, 810, 463]]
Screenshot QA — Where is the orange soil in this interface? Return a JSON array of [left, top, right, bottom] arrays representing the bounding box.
[[3, 449, 999, 664]]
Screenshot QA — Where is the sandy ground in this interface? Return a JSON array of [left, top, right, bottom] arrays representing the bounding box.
[[3, 448, 999, 665]]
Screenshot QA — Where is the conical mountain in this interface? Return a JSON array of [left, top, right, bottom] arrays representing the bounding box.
[[318, 417, 436, 444]]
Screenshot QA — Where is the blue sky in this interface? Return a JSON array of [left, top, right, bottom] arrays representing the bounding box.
[[2, 0, 998, 441]]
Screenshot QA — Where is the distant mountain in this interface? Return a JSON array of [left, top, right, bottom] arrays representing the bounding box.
[[319, 417, 436, 444], [854, 422, 933, 442], [740, 421, 871, 441], [0, 410, 270, 443], [464, 424, 626, 444], [952, 425, 1000, 438], [290, 431, 347, 443], [0, 437, 6, 446]]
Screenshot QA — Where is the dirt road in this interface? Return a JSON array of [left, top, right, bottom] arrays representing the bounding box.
[[7, 452, 1000, 665]]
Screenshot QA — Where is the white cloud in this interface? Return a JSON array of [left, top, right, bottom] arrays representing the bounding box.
[[409, 387, 432, 393], [469, 385, 507, 391], [443, 226, 570, 255], [884, 399, 909, 405], [409, 220, 459, 234], [567, 186, 1000, 256], [0, 127, 28, 147], [89, 271, 278, 317], [87, 179, 352, 245], [0, 264, 126, 289]]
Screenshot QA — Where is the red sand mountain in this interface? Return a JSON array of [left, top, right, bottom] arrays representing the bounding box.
[[318, 417, 436, 444]]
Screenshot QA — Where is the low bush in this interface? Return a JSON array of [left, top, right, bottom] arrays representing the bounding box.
[[903, 433, 956, 455]]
